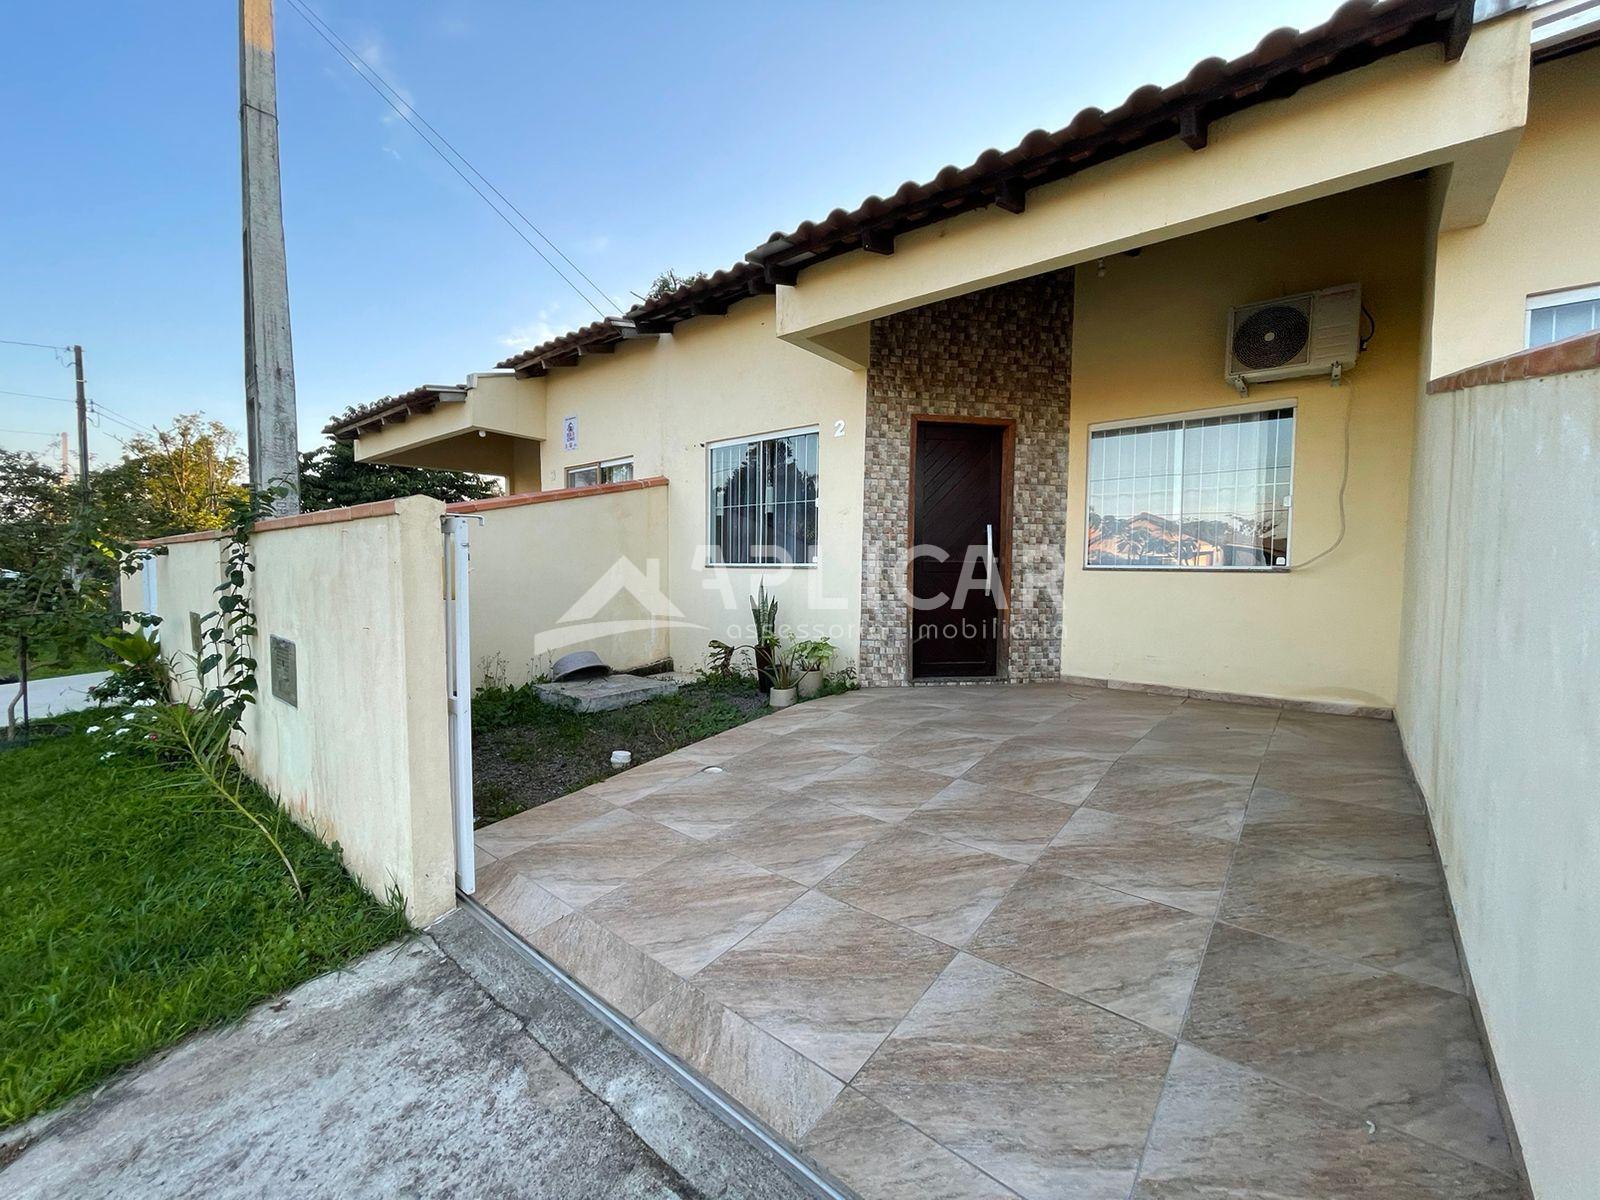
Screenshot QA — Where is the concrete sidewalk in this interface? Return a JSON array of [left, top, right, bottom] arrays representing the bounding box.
[[0, 916, 811, 1200], [2, 671, 109, 719]]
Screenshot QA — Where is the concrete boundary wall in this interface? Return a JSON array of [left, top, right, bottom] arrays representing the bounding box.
[[1399, 352, 1600, 1198], [455, 479, 671, 688], [129, 496, 455, 923]]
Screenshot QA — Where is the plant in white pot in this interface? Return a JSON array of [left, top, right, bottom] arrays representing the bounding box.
[[767, 654, 801, 709], [790, 637, 834, 700]]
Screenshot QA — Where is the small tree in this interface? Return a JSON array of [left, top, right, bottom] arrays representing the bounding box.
[[643, 269, 709, 303], [92, 414, 249, 539]]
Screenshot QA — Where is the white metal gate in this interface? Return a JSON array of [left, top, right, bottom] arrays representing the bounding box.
[[444, 515, 477, 894]]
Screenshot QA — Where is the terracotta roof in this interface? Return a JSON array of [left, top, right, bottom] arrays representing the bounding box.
[[325, 383, 466, 439], [357, 0, 1471, 424], [747, 0, 1468, 270]]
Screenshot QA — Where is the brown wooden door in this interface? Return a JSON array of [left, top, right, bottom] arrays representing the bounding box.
[[911, 421, 1004, 679]]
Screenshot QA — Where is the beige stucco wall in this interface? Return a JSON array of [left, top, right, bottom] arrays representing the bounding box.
[[467, 485, 672, 686], [1430, 47, 1600, 376], [532, 298, 867, 673], [1398, 366, 1600, 1199], [1064, 178, 1428, 708], [355, 373, 547, 491], [126, 497, 455, 923]]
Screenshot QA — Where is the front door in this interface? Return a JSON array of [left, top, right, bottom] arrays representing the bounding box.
[[911, 420, 1006, 679]]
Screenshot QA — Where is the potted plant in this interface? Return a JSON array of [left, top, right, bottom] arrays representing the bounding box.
[[767, 654, 800, 709], [790, 637, 834, 699]]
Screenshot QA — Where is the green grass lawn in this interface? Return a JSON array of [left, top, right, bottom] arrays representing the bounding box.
[[0, 642, 112, 683], [0, 715, 410, 1128]]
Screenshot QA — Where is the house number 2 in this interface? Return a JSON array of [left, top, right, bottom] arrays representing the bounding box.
[[833, 419, 846, 437]]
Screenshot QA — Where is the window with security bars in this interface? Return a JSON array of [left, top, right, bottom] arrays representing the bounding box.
[[707, 429, 819, 566], [1087, 406, 1295, 570]]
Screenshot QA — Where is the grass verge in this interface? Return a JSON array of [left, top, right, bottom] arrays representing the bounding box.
[[472, 674, 773, 825], [0, 714, 409, 1128]]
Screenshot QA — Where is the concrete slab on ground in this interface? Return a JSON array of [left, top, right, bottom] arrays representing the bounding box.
[[534, 674, 681, 714], [0, 920, 811, 1200], [1, 671, 109, 720]]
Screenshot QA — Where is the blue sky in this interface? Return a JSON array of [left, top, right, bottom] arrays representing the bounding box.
[[0, 0, 1335, 468]]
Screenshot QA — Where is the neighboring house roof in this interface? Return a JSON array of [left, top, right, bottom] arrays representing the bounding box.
[[333, 0, 1470, 438], [324, 384, 466, 437]]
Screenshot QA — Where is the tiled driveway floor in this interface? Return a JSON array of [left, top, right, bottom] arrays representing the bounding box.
[[473, 685, 1524, 1200]]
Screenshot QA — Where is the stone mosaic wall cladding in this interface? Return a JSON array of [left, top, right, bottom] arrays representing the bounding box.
[[860, 269, 1072, 685]]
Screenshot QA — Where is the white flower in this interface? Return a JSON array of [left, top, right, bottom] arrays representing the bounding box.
[[120, 713, 137, 722], [134, 699, 156, 707], [100, 751, 115, 761], [113, 727, 130, 736], [86, 725, 101, 734]]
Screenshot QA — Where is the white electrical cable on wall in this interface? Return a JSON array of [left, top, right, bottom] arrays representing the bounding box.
[[1293, 380, 1355, 570]]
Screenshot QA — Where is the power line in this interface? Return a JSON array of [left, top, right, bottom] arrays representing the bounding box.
[[0, 388, 74, 404], [0, 338, 69, 352], [282, 0, 621, 322], [88, 401, 159, 438]]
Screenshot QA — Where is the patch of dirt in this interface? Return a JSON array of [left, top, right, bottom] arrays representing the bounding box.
[[471, 678, 769, 826]]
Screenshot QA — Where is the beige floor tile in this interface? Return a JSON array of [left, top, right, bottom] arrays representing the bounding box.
[[720, 742, 859, 792], [1081, 760, 1250, 841], [1241, 789, 1441, 883], [962, 742, 1117, 805], [903, 780, 1076, 863], [526, 912, 679, 1018], [500, 808, 693, 906], [712, 797, 890, 886], [820, 828, 1027, 946], [803, 1088, 1020, 1199], [1220, 842, 1463, 992], [628, 770, 789, 840], [583, 846, 806, 977], [694, 891, 955, 1080], [1184, 924, 1513, 1173], [969, 870, 1209, 1034], [1042, 808, 1234, 915], [637, 982, 843, 1142], [805, 754, 954, 822], [1134, 1045, 1523, 1200], [472, 859, 572, 942], [473, 792, 616, 857], [871, 725, 1010, 778], [579, 755, 709, 805], [855, 954, 1173, 1200]]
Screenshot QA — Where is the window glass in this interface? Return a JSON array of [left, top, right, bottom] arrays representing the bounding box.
[[709, 430, 819, 565], [1088, 407, 1294, 569], [565, 458, 631, 489], [1527, 289, 1600, 348]]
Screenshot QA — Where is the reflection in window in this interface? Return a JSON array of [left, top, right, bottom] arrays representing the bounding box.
[[1087, 407, 1294, 570], [708, 429, 819, 566], [1526, 286, 1600, 348], [565, 457, 632, 489]]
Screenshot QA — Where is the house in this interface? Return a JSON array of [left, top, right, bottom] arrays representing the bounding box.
[[329, 0, 1593, 711], [196, 1, 1600, 1194]]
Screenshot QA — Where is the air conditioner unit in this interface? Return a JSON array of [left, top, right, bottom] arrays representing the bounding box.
[[1225, 283, 1362, 396]]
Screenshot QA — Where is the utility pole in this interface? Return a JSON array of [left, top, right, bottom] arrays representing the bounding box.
[[72, 344, 90, 499], [58, 432, 70, 483], [240, 0, 301, 514]]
